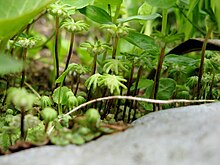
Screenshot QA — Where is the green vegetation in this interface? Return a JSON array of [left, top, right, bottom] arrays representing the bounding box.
[[0, 0, 219, 154]]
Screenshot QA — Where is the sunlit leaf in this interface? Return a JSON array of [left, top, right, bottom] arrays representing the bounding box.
[[52, 86, 72, 105], [145, 0, 177, 9], [165, 54, 199, 66], [0, 0, 55, 39], [157, 78, 176, 100], [61, 0, 93, 9], [117, 13, 161, 23], [79, 5, 113, 24], [125, 31, 158, 50]]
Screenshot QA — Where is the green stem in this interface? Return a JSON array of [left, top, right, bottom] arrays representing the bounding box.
[[162, 9, 168, 35], [197, 28, 212, 99], [208, 71, 215, 99], [58, 82, 63, 115], [112, 4, 121, 24]]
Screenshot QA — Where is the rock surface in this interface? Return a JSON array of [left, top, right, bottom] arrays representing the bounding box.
[[1, 103, 220, 165]]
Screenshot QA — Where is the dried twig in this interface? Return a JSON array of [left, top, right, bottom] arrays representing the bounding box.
[[47, 96, 216, 135]]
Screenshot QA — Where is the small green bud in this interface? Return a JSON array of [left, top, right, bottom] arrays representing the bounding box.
[[101, 24, 131, 38], [80, 41, 110, 55], [41, 107, 58, 123], [40, 96, 53, 109], [15, 37, 38, 48], [68, 95, 78, 108], [77, 96, 86, 105], [47, 1, 74, 18], [61, 18, 89, 33], [6, 109, 14, 115], [85, 108, 100, 126]]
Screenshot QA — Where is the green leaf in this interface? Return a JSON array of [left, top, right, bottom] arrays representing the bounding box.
[[0, 54, 23, 75], [131, 78, 153, 91], [52, 86, 72, 105], [56, 63, 77, 84], [157, 78, 176, 100], [94, 0, 122, 7], [0, 0, 55, 40], [61, 0, 93, 9], [79, 5, 113, 24], [215, 0, 220, 32], [165, 54, 199, 66], [117, 13, 161, 23], [125, 31, 159, 50], [145, 0, 177, 9]]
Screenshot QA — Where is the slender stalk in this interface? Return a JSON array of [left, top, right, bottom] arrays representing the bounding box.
[[58, 82, 63, 115], [162, 9, 168, 35], [112, 4, 121, 23], [74, 74, 80, 95], [130, 65, 143, 122], [112, 36, 119, 59], [20, 106, 25, 141], [64, 33, 75, 71], [197, 28, 212, 99], [122, 63, 135, 121], [92, 54, 98, 74], [150, 9, 168, 111], [20, 48, 27, 88], [54, 16, 60, 80], [115, 88, 123, 120], [208, 71, 215, 99]]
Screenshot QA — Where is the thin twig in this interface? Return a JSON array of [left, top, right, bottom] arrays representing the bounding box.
[[47, 96, 216, 135]]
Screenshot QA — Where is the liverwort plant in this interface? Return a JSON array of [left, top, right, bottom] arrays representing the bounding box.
[[61, 17, 89, 71], [6, 88, 36, 140], [47, 1, 75, 81], [13, 36, 38, 87], [81, 41, 110, 74], [101, 24, 130, 59]]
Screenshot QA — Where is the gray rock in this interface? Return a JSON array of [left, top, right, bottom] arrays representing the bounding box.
[[1, 103, 220, 165]]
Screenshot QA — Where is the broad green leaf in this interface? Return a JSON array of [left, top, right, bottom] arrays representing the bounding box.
[[52, 86, 72, 105], [117, 13, 161, 23], [131, 78, 153, 91], [157, 78, 176, 100], [79, 5, 113, 24], [0, 0, 55, 40], [145, 0, 176, 9], [215, 0, 220, 32], [138, 2, 153, 15], [0, 54, 23, 75], [125, 31, 159, 50], [187, 0, 199, 17], [94, 0, 122, 7], [61, 0, 94, 9]]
